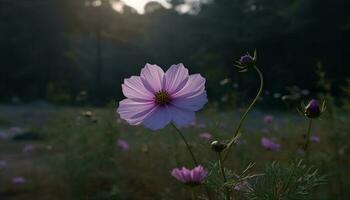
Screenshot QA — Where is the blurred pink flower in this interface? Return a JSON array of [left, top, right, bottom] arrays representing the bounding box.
[[189, 119, 197, 126], [0, 160, 7, 168], [171, 165, 207, 186], [198, 132, 212, 140], [263, 115, 273, 124], [12, 176, 26, 184], [9, 127, 23, 135], [0, 131, 8, 140], [117, 63, 208, 130], [197, 123, 207, 128], [310, 135, 320, 143], [261, 137, 281, 151], [117, 139, 129, 151], [23, 144, 35, 153]]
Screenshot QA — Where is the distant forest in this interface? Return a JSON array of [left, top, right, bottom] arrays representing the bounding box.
[[1, 0, 349, 105]]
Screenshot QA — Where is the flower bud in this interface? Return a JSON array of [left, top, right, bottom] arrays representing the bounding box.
[[211, 140, 227, 153], [304, 99, 321, 119], [235, 50, 257, 71], [239, 55, 254, 66]]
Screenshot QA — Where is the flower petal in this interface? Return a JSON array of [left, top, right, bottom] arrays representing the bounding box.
[[164, 63, 189, 94], [171, 92, 208, 111], [171, 169, 186, 183], [117, 99, 156, 125], [122, 76, 154, 100], [169, 106, 195, 127], [142, 106, 171, 130], [140, 63, 165, 93], [172, 74, 206, 99]]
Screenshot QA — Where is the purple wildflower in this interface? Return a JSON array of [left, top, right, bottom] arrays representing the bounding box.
[[239, 55, 254, 66], [117, 63, 208, 130], [305, 99, 321, 119], [310, 135, 320, 143], [12, 176, 26, 184], [261, 137, 281, 151], [198, 132, 212, 140], [23, 144, 35, 153], [0, 160, 7, 168], [116, 139, 129, 151], [263, 115, 273, 124], [171, 165, 208, 186], [9, 127, 23, 135], [0, 131, 8, 140]]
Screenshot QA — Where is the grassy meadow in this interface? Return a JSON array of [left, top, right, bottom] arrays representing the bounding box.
[[0, 103, 349, 200]]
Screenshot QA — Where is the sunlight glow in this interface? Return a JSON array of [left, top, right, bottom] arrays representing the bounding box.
[[115, 0, 172, 14], [110, 0, 212, 15]]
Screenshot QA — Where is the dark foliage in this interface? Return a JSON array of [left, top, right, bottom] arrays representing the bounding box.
[[0, 0, 349, 105]]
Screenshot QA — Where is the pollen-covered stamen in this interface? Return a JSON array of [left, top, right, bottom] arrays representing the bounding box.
[[154, 90, 171, 105]]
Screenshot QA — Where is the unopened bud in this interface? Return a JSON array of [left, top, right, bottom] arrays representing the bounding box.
[[211, 140, 227, 153], [304, 99, 321, 119]]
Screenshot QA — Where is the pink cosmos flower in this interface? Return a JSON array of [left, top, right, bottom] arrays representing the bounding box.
[[261, 137, 281, 151], [23, 144, 35, 153], [171, 165, 207, 186], [116, 139, 129, 151], [12, 176, 26, 184], [198, 132, 212, 140], [263, 115, 273, 124], [117, 63, 208, 130], [310, 135, 320, 143]]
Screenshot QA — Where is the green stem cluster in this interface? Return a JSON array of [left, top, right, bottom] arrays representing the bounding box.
[[223, 66, 264, 162], [171, 64, 264, 200]]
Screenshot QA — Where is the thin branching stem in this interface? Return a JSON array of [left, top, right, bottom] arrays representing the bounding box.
[[171, 123, 198, 165], [304, 119, 313, 163], [223, 66, 264, 162], [171, 123, 212, 200], [191, 188, 196, 200], [218, 152, 230, 200]]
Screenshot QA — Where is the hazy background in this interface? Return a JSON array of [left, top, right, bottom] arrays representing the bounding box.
[[1, 0, 349, 106]]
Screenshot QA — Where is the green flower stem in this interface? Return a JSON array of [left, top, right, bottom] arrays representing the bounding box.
[[218, 152, 230, 200], [191, 189, 196, 200], [304, 119, 313, 163], [171, 123, 212, 200], [223, 66, 264, 162], [171, 123, 198, 165]]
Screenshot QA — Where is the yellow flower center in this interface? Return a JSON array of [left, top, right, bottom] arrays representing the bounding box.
[[154, 90, 171, 105]]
